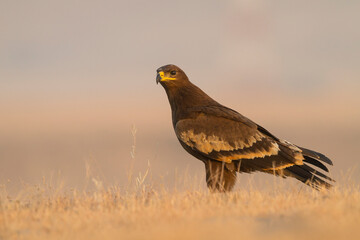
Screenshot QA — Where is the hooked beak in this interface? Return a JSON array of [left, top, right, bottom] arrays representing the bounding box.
[[156, 72, 162, 84], [156, 71, 176, 84]]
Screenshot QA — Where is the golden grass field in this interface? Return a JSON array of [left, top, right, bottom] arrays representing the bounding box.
[[1, 169, 360, 240]]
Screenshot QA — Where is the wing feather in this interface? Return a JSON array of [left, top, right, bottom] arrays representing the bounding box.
[[175, 106, 299, 169]]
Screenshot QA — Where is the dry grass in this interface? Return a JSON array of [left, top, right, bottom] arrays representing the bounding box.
[[1, 129, 359, 240], [1, 173, 360, 240]]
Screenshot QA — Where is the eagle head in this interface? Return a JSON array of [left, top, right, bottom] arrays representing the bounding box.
[[156, 64, 189, 86]]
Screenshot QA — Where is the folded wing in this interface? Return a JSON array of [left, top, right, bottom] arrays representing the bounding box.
[[175, 106, 303, 170]]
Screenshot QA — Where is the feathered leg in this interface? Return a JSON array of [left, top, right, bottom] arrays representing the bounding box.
[[205, 160, 237, 192]]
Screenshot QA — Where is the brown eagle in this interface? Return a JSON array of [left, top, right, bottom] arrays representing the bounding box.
[[156, 64, 334, 192]]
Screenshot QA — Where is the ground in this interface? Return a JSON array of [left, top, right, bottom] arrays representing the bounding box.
[[1, 175, 359, 240]]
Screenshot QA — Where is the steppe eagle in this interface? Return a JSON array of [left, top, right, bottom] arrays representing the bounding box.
[[156, 64, 334, 192]]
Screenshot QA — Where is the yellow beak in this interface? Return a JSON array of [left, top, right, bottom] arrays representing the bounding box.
[[156, 71, 176, 84]]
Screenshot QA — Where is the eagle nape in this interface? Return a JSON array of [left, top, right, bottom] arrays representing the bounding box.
[[156, 64, 334, 192]]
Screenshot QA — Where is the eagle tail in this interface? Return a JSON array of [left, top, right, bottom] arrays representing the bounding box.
[[276, 146, 334, 190], [303, 156, 329, 172], [284, 163, 334, 190], [299, 147, 333, 165]]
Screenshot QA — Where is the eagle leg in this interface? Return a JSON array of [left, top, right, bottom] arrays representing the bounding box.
[[205, 160, 237, 192]]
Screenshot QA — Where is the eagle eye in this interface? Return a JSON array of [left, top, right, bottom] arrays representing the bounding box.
[[170, 70, 177, 76]]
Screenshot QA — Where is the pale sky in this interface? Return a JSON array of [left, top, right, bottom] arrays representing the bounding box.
[[1, 0, 359, 97]]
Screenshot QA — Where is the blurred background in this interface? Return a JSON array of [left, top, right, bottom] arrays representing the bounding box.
[[1, 0, 359, 194]]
